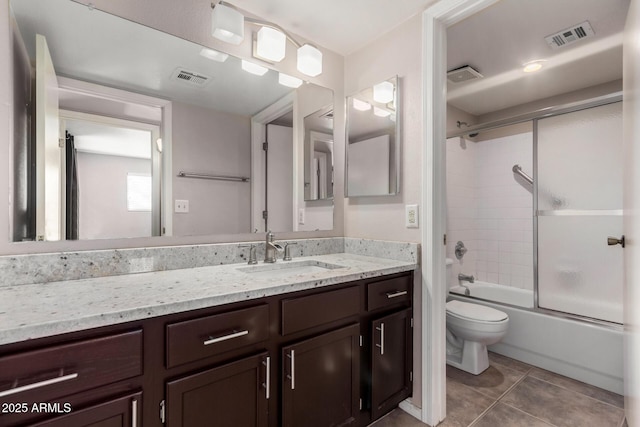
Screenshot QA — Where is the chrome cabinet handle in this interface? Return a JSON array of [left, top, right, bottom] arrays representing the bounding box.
[[131, 398, 138, 427], [386, 290, 407, 299], [0, 372, 78, 398], [287, 350, 295, 390], [376, 323, 385, 355], [607, 235, 625, 248], [262, 356, 271, 399], [203, 330, 249, 346]]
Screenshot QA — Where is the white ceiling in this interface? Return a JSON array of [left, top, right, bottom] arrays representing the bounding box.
[[447, 0, 630, 116], [231, 0, 438, 55]]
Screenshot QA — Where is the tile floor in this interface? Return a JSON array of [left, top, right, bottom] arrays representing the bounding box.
[[373, 352, 627, 427]]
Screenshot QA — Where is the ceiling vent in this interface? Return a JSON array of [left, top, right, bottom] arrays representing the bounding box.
[[545, 21, 595, 49], [447, 65, 483, 83], [171, 68, 211, 87], [321, 110, 334, 119]]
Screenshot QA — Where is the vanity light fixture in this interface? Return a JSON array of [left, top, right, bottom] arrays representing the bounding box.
[[374, 107, 391, 118], [373, 81, 394, 104], [257, 27, 286, 62], [523, 60, 545, 73], [199, 47, 229, 62], [352, 98, 372, 111], [211, 1, 244, 45], [211, 1, 324, 77], [241, 59, 268, 76], [279, 72, 303, 88]]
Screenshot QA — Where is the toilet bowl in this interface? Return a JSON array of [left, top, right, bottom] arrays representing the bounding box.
[[446, 299, 509, 375]]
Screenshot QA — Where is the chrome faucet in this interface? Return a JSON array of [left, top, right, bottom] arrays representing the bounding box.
[[458, 273, 475, 283], [264, 231, 284, 263]]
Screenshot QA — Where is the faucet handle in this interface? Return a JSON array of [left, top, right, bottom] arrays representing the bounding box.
[[283, 242, 298, 261], [239, 244, 258, 265]]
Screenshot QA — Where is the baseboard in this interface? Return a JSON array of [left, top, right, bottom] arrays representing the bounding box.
[[399, 399, 423, 420]]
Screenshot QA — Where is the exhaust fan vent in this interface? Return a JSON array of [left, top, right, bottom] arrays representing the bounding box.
[[447, 65, 483, 83], [545, 21, 595, 49], [171, 68, 211, 86]]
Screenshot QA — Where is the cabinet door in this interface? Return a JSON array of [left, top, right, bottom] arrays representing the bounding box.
[[31, 392, 141, 427], [371, 308, 412, 420], [166, 352, 269, 427], [282, 323, 360, 427]]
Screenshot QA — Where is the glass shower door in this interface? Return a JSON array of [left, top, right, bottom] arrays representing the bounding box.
[[536, 102, 623, 323]]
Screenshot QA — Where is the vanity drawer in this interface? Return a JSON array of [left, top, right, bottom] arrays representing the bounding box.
[[0, 330, 142, 403], [281, 286, 360, 336], [367, 274, 412, 311], [166, 304, 269, 368]]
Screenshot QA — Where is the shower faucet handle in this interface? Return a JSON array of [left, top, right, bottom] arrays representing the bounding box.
[[239, 244, 258, 264], [283, 242, 298, 261], [455, 241, 468, 260]]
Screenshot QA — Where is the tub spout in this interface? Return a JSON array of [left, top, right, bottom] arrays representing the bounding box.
[[458, 273, 475, 284]]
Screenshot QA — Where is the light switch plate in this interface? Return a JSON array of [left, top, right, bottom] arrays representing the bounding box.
[[298, 208, 305, 225], [175, 199, 189, 213], [406, 204, 419, 228]]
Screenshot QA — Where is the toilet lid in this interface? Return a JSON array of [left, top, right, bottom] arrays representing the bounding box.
[[446, 300, 508, 322]]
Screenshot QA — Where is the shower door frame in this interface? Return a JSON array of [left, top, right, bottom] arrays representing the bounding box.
[[449, 91, 623, 330]]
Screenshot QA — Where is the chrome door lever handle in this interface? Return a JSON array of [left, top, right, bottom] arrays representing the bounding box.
[[607, 235, 625, 248]]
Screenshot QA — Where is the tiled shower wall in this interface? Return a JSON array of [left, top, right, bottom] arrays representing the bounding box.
[[446, 126, 534, 290]]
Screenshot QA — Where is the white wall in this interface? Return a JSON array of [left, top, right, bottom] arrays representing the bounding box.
[[446, 124, 534, 290], [344, 14, 422, 243], [77, 152, 152, 239], [172, 101, 251, 236], [344, 13, 424, 409]]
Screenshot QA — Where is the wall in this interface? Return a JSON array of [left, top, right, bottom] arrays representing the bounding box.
[[446, 123, 534, 290], [344, 14, 422, 244], [172, 101, 251, 236], [76, 152, 152, 239], [0, 0, 345, 255], [344, 13, 424, 409]]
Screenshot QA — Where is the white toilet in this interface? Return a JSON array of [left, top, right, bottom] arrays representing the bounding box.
[[445, 261, 509, 375]]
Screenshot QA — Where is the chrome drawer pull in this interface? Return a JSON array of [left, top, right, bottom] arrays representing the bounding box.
[[0, 372, 78, 398], [386, 290, 408, 299], [131, 398, 138, 427], [263, 356, 271, 399], [376, 323, 385, 355], [203, 330, 249, 346], [287, 350, 295, 390]]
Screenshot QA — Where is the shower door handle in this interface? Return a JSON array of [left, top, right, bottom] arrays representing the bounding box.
[[607, 235, 625, 248]]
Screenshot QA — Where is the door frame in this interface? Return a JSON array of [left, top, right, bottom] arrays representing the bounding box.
[[420, 0, 501, 424]]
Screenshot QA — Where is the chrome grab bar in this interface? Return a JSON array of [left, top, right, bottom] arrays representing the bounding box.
[[0, 372, 78, 398], [512, 164, 533, 185], [203, 330, 249, 346]]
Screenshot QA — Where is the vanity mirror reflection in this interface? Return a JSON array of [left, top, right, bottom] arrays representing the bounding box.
[[9, 0, 334, 242], [345, 76, 400, 197]]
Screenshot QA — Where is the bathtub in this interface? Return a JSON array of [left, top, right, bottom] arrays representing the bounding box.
[[449, 281, 624, 394]]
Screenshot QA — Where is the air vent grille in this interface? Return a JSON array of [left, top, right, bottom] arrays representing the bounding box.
[[447, 65, 483, 83], [545, 21, 595, 49], [171, 68, 211, 86]]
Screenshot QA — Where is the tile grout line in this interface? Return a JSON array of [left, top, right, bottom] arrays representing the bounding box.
[[526, 372, 626, 412], [466, 367, 532, 427], [499, 401, 559, 427]]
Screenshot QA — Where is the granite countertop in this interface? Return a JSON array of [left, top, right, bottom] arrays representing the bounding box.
[[0, 253, 417, 346]]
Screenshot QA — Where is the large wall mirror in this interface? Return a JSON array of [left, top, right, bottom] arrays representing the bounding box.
[[345, 76, 400, 197], [9, 0, 334, 242]]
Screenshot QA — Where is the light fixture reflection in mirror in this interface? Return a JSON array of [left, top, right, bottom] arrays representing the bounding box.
[[9, 0, 335, 242], [345, 76, 400, 197]]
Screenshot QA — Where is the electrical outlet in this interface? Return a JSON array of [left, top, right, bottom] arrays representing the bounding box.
[[175, 199, 189, 213], [298, 208, 305, 225], [406, 204, 419, 228]]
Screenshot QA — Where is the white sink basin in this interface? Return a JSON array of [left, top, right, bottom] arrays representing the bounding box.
[[237, 260, 345, 279]]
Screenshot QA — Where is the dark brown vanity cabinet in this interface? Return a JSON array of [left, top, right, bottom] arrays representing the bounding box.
[[0, 270, 413, 427], [165, 352, 269, 427], [30, 392, 142, 427], [281, 324, 360, 427]]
